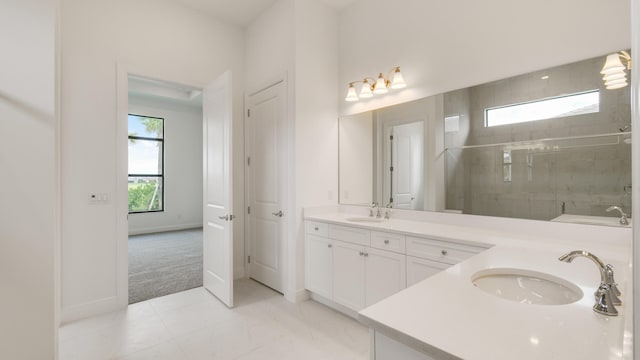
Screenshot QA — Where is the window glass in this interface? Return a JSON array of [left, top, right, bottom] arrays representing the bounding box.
[[128, 114, 164, 213], [485, 90, 600, 127]]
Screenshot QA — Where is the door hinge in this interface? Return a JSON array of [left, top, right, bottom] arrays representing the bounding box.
[[390, 135, 394, 140], [248, 255, 251, 264], [248, 206, 251, 214], [390, 166, 394, 172], [247, 109, 251, 117], [247, 157, 251, 166]]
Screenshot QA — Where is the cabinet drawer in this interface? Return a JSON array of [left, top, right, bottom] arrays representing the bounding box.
[[371, 231, 406, 254], [406, 256, 452, 287], [329, 224, 370, 246], [406, 236, 486, 264], [306, 221, 328, 237]]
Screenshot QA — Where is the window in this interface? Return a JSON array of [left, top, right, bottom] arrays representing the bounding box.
[[485, 90, 600, 127], [128, 114, 164, 213]]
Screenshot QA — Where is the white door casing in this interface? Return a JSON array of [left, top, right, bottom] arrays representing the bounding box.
[[246, 81, 286, 293], [203, 71, 234, 307]]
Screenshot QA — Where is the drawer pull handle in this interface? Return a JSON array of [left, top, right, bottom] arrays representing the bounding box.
[[359, 251, 364, 256], [441, 250, 448, 256], [384, 240, 389, 244], [314, 226, 319, 231], [364, 252, 369, 257], [328, 244, 332, 248]]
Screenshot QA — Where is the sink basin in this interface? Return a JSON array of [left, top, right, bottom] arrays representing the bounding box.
[[346, 217, 385, 223], [471, 268, 583, 305], [550, 214, 631, 227]]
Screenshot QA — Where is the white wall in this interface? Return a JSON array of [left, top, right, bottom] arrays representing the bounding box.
[[294, 0, 340, 299], [60, 0, 245, 321], [338, 0, 631, 116], [339, 112, 373, 205], [0, 0, 58, 358], [127, 96, 203, 235], [245, 0, 339, 301]]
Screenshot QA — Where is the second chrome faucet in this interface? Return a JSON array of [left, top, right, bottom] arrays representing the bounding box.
[[558, 250, 621, 316]]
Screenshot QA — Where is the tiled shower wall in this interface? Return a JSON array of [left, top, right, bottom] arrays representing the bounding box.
[[444, 55, 632, 220]]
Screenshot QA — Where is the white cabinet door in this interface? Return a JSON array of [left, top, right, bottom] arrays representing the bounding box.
[[333, 240, 365, 310], [406, 256, 452, 287], [305, 234, 333, 299], [365, 247, 406, 307]]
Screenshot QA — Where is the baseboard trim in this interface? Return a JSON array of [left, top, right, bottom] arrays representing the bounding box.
[[284, 287, 310, 303], [310, 293, 359, 319], [128, 223, 202, 236], [61, 295, 124, 324]]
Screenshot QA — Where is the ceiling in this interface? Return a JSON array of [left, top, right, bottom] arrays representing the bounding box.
[[173, 0, 358, 27]]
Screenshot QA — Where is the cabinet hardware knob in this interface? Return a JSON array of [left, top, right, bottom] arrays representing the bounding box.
[[328, 244, 332, 248], [364, 252, 369, 257], [441, 250, 448, 256], [384, 240, 389, 244], [314, 226, 319, 231], [359, 251, 364, 256]]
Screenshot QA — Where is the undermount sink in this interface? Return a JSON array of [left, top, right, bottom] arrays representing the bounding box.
[[550, 214, 631, 227], [346, 216, 385, 223], [471, 268, 583, 305]]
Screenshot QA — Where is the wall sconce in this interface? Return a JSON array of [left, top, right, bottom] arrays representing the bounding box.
[[601, 51, 631, 90], [345, 67, 406, 102]]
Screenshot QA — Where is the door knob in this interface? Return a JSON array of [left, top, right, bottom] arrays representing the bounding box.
[[218, 214, 235, 221], [272, 210, 284, 217]]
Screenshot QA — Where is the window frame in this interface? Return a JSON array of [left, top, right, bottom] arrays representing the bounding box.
[[128, 114, 165, 214], [484, 89, 600, 128]]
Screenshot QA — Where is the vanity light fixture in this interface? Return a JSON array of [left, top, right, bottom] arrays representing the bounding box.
[[601, 51, 631, 90], [345, 66, 407, 102]]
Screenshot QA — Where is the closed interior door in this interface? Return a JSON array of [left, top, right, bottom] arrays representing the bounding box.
[[246, 81, 286, 292], [389, 121, 424, 209], [202, 71, 234, 307]]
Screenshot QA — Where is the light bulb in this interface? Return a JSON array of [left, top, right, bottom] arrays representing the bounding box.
[[601, 53, 625, 75], [390, 68, 406, 89], [606, 81, 628, 90], [373, 73, 388, 94], [603, 71, 626, 82], [345, 84, 358, 101], [360, 80, 373, 98]]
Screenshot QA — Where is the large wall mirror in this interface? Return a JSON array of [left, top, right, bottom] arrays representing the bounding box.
[[339, 52, 632, 226]]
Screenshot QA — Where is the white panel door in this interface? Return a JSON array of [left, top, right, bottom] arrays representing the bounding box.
[[406, 256, 451, 287], [202, 71, 234, 307], [247, 81, 286, 292], [365, 247, 406, 307], [391, 121, 424, 209], [305, 234, 333, 299], [332, 240, 365, 310]]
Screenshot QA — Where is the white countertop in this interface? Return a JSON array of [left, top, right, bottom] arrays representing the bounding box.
[[304, 209, 633, 360]]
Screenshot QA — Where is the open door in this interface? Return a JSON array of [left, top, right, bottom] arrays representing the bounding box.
[[203, 71, 234, 307]]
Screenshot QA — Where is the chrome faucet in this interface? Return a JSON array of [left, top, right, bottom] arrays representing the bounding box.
[[369, 202, 378, 218], [384, 202, 393, 219], [558, 250, 621, 316], [606, 205, 629, 225]]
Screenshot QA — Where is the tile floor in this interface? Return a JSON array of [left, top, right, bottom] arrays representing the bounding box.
[[59, 279, 369, 360]]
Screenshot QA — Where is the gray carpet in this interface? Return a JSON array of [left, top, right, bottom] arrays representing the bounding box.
[[128, 228, 203, 304]]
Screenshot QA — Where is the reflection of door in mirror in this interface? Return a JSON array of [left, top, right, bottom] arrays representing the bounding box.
[[383, 121, 424, 210]]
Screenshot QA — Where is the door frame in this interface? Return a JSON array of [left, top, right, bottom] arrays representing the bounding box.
[[243, 76, 289, 294], [115, 63, 207, 309]]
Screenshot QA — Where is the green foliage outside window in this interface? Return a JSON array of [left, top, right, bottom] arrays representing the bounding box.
[[128, 182, 161, 212]]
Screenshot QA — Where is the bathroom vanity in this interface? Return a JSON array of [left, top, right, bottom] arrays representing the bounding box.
[[304, 206, 632, 360]]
